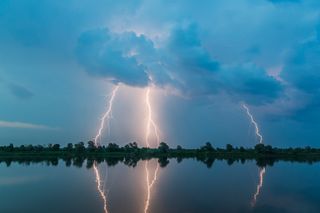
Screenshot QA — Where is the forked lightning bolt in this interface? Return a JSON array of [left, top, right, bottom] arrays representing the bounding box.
[[251, 167, 266, 207], [93, 85, 119, 213], [144, 87, 161, 213], [94, 85, 119, 146], [242, 103, 263, 144]]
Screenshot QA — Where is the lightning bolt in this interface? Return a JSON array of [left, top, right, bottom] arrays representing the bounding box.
[[93, 162, 109, 213], [94, 85, 120, 146], [144, 87, 161, 213], [145, 87, 160, 147], [251, 167, 266, 207], [241, 103, 266, 207], [93, 85, 119, 213], [241, 103, 263, 144]]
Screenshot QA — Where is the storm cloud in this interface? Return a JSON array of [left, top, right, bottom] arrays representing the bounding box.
[[76, 29, 150, 87], [1, 0, 320, 145], [76, 24, 284, 105]]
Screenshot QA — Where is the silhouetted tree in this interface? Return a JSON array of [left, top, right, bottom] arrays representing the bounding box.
[[201, 142, 214, 151], [226, 144, 233, 152], [19, 145, 26, 152], [7, 143, 14, 152], [124, 142, 138, 152], [52, 144, 60, 151], [75, 142, 85, 152], [87, 141, 96, 152], [254, 143, 265, 153], [130, 142, 138, 149], [158, 142, 170, 153], [34, 145, 44, 152], [264, 145, 273, 154], [66, 143, 73, 151], [48, 144, 53, 151], [106, 143, 120, 152], [26, 144, 35, 152]]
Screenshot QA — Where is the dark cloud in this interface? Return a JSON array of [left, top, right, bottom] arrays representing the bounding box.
[[166, 24, 220, 73], [281, 33, 320, 95], [76, 29, 150, 87], [76, 24, 283, 105], [158, 25, 283, 104], [220, 65, 284, 105], [277, 21, 320, 119]]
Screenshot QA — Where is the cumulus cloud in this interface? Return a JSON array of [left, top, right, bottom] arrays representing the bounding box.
[[161, 25, 283, 104], [76, 24, 283, 105], [76, 29, 150, 87], [166, 24, 220, 74]]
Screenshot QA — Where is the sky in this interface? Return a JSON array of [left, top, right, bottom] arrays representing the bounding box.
[[0, 0, 320, 148]]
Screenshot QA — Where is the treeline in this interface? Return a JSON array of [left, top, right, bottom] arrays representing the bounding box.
[[0, 153, 319, 169], [1, 141, 320, 168], [1, 141, 320, 157]]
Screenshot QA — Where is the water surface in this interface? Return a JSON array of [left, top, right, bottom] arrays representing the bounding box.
[[0, 159, 319, 213]]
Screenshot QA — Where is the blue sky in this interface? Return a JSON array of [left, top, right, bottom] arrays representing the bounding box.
[[0, 0, 320, 148]]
